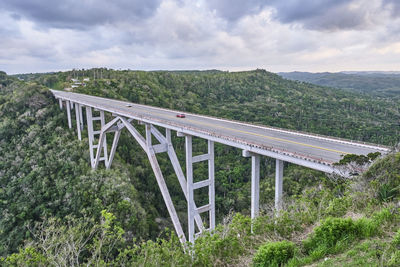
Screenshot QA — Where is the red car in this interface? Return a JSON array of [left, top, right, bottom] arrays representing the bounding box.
[[176, 113, 186, 118]]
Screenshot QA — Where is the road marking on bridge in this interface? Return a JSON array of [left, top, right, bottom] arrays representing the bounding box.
[[184, 117, 350, 156], [129, 106, 351, 156]]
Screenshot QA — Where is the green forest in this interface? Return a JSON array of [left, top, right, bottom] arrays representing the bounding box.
[[1, 69, 399, 266]]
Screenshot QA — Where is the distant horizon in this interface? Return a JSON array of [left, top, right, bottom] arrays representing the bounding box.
[[7, 68, 400, 76]]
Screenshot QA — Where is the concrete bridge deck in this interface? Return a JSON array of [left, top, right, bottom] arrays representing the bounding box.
[[51, 90, 389, 173]]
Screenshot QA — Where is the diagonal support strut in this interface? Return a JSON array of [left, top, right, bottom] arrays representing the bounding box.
[[115, 119, 187, 244], [151, 126, 205, 231]]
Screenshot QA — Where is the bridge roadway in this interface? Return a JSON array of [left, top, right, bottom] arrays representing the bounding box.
[[51, 90, 390, 173]]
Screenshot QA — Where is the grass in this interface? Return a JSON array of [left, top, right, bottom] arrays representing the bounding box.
[[312, 239, 388, 266]]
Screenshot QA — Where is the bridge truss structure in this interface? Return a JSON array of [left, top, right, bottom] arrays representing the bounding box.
[[52, 90, 389, 244]]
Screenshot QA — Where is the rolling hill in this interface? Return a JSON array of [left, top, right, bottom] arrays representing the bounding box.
[[279, 71, 400, 97]]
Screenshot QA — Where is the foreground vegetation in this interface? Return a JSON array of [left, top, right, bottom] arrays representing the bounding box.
[[3, 152, 400, 266], [1, 69, 399, 265]]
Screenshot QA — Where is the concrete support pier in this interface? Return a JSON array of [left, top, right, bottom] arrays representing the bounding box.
[[66, 100, 72, 129], [185, 135, 216, 243], [75, 103, 81, 140], [275, 159, 284, 211], [251, 154, 260, 219]]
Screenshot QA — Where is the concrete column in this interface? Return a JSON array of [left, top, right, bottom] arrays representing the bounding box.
[[166, 128, 171, 143], [59, 99, 63, 109], [100, 111, 108, 166], [208, 140, 215, 230], [79, 104, 84, 130], [145, 124, 152, 147], [251, 155, 260, 219], [66, 101, 72, 129], [75, 103, 81, 140], [86, 106, 95, 168], [185, 135, 195, 244], [275, 159, 284, 211], [165, 128, 204, 231]]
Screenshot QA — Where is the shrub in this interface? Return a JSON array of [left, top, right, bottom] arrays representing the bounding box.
[[393, 229, 400, 247], [367, 207, 398, 234], [303, 214, 389, 262], [363, 153, 400, 202], [372, 208, 395, 224], [1, 246, 48, 266], [354, 218, 379, 238], [324, 196, 351, 217], [334, 152, 380, 166], [303, 217, 359, 254], [116, 233, 191, 266], [378, 184, 399, 202], [193, 213, 251, 266], [386, 229, 400, 267], [253, 241, 295, 267], [388, 250, 400, 267]]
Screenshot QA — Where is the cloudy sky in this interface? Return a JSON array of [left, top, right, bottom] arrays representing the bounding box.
[[1, 0, 400, 74]]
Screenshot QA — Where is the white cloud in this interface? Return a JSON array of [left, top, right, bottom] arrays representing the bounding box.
[[0, 0, 400, 73]]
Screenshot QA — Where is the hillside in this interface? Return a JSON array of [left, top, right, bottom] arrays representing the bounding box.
[[0, 69, 399, 266], [0, 74, 158, 256], [279, 71, 400, 98]]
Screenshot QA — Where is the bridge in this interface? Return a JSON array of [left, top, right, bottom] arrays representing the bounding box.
[[51, 89, 390, 244]]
